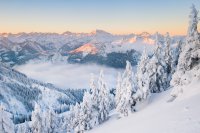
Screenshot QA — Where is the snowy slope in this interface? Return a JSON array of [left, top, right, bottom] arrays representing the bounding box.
[[88, 81, 200, 133], [0, 63, 84, 117]]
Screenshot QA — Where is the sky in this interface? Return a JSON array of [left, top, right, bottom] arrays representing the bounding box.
[[0, 0, 200, 35]]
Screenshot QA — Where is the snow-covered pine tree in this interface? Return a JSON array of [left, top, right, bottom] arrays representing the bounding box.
[[88, 73, 99, 127], [135, 47, 150, 100], [73, 103, 84, 133], [67, 74, 101, 132], [146, 53, 159, 93], [115, 72, 122, 107], [171, 40, 183, 73], [24, 120, 31, 133], [171, 4, 200, 96], [61, 115, 69, 133], [98, 70, 110, 123], [164, 32, 173, 76], [77, 105, 85, 133], [90, 73, 99, 111], [79, 91, 93, 130], [117, 61, 135, 116], [16, 121, 31, 133], [187, 4, 199, 43], [90, 73, 97, 94], [67, 104, 76, 132], [68, 102, 85, 133], [31, 103, 43, 133], [17, 125, 24, 133], [177, 4, 200, 72], [44, 108, 57, 133], [0, 104, 14, 133], [146, 33, 169, 93]]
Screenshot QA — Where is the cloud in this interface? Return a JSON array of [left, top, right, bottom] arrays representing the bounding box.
[[15, 62, 123, 89]]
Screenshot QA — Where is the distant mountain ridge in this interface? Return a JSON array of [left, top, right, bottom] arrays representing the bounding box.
[[0, 30, 185, 68]]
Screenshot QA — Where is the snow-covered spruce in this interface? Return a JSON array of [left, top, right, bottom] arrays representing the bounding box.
[[134, 47, 150, 100], [115, 72, 122, 108], [0, 104, 15, 133], [116, 61, 136, 116], [97, 70, 110, 123], [143, 32, 174, 93], [30, 103, 43, 133], [171, 4, 200, 97], [67, 70, 111, 132]]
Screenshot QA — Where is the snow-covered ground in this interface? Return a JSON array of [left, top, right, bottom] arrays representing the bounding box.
[[88, 80, 200, 133]]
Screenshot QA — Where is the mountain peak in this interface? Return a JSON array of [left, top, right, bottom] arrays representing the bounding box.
[[69, 43, 97, 54], [138, 32, 151, 38], [90, 29, 111, 35], [62, 31, 74, 35]]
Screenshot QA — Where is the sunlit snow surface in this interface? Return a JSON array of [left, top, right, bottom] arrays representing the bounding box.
[[88, 81, 200, 133]]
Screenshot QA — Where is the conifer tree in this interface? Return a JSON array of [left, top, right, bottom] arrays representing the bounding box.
[[89, 73, 99, 126], [0, 104, 14, 133], [135, 47, 150, 100], [115, 72, 122, 107], [44, 108, 57, 133], [31, 103, 43, 133], [171, 4, 200, 96], [79, 91, 93, 130], [117, 61, 135, 116], [164, 33, 173, 75], [146, 33, 168, 93], [177, 4, 200, 72], [98, 70, 110, 123], [171, 40, 183, 73]]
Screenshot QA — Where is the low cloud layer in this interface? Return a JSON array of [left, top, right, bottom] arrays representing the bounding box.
[[15, 62, 122, 89]]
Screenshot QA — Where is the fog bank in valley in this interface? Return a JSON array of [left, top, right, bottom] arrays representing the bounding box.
[[15, 62, 123, 89]]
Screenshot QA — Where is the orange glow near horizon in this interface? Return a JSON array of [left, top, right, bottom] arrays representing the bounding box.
[[0, 0, 200, 36], [0, 13, 199, 36], [0, 25, 189, 36]]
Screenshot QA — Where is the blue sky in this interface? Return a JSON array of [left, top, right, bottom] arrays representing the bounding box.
[[0, 0, 199, 35]]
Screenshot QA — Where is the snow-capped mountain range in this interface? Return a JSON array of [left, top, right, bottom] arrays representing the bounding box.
[[0, 30, 184, 68]]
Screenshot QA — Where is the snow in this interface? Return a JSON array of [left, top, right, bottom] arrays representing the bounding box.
[[69, 43, 98, 55], [88, 81, 200, 133], [107, 41, 155, 54], [0, 30, 181, 55], [34, 84, 65, 110]]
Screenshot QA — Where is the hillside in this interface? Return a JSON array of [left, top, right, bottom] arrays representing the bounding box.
[[0, 63, 84, 123], [88, 80, 200, 133]]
